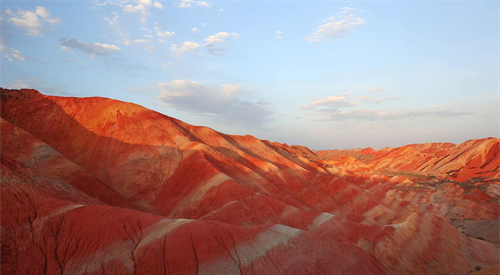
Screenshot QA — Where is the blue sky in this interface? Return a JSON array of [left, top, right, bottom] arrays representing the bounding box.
[[0, 0, 498, 149]]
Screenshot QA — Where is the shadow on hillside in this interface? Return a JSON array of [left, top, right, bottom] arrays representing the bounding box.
[[0, 88, 348, 223]]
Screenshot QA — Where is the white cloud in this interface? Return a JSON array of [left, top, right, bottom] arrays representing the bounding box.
[[93, 0, 161, 23], [123, 0, 161, 23], [305, 7, 364, 42], [0, 43, 26, 61], [275, 30, 284, 39], [7, 6, 61, 36], [340, 7, 356, 14], [157, 80, 271, 126], [124, 0, 152, 14], [156, 30, 176, 38], [7, 48, 26, 61], [176, 0, 212, 8], [60, 46, 73, 53], [201, 22, 209, 27], [154, 22, 176, 40], [60, 39, 121, 58], [170, 41, 201, 55], [104, 12, 119, 26], [153, 1, 163, 9], [35, 6, 62, 24], [203, 32, 239, 55], [204, 32, 239, 44], [8, 11, 43, 35], [192, 27, 201, 33], [178, 2, 192, 8], [196, 1, 212, 7]]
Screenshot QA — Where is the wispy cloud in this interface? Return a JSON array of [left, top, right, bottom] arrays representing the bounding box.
[[157, 80, 271, 127], [358, 95, 401, 104], [305, 7, 364, 42], [311, 109, 472, 121], [104, 12, 132, 45], [0, 45, 26, 61], [103, 11, 156, 53], [60, 39, 121, 58], [31, 58, 48, 64], [302, 94, 470, 121], [205, 44, 225, 56], [94, 0, 162, 24]]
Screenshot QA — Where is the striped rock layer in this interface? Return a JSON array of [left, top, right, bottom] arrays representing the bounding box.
[[1, 88, 499, 275]]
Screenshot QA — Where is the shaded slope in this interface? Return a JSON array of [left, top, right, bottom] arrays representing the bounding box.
[[0, 117, 146, 212]]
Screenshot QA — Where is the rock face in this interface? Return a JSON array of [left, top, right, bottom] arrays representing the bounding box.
[[1, 88, 499, 275]]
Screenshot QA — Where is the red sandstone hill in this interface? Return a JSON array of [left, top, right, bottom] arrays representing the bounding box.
[[316, 138, 499, 183], [1, 88, 499, 275]]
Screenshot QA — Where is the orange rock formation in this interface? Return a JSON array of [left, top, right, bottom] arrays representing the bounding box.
[[1, 88, 498, 274]]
